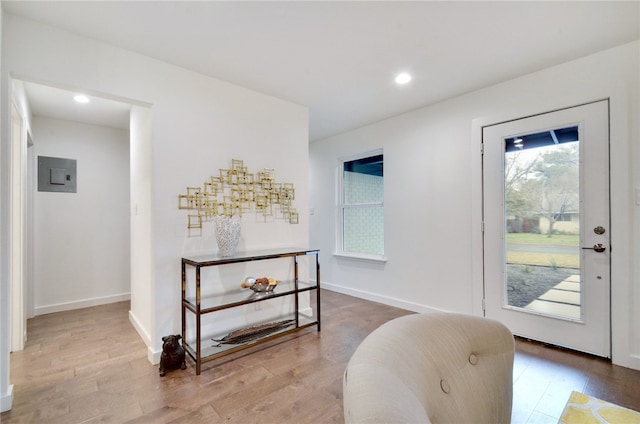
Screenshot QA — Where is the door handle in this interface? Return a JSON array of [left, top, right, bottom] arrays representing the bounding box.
[[582, 243, 606, 253]]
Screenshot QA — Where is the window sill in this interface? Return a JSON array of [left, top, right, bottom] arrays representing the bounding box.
[[333, 252, 388, 263]]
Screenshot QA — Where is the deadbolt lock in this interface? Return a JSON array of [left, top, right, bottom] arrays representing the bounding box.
[[594, 226, 606, 235]]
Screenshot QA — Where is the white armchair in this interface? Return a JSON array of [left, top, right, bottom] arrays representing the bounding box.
[[343, 312, 515, 423]]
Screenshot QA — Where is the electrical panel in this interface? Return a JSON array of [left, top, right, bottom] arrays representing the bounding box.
[[38, 156, 77, 193]]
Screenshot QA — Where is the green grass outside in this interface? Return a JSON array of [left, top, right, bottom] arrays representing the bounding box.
[[507, 252, 579, 268], [507, 232, 579, 268], [506, 232, 579, 247]]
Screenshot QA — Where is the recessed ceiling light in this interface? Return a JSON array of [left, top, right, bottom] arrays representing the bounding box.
[[74, 94, 90, 104], [394, 72, 412, 85]]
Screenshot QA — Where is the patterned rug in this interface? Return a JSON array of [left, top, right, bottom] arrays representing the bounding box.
[[559, 391, 640, 424]]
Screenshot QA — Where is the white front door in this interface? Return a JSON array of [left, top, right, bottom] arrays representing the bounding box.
[[483, 100, 610, 357]]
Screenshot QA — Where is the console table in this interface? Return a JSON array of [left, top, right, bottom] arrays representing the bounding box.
[[181, 248, 320, 374]]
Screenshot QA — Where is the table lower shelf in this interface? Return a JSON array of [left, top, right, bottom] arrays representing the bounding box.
[[183, 315, 319, 373]]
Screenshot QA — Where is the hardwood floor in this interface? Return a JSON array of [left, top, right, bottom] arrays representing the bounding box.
[[2, 290, 639, 423]]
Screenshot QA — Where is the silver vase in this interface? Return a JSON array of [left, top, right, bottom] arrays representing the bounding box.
[[214, 216, 241, 257]]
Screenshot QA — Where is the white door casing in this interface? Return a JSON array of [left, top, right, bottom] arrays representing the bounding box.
[[10, 100, 26, 352]]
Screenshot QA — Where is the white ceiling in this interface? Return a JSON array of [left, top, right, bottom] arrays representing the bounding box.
[[4, 1, 639, 140], [22, 82, 132, 130]]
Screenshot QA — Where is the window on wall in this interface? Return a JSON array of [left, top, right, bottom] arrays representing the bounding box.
[[337, 150, 385, 260]]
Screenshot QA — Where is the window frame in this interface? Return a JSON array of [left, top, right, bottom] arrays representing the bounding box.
[[335, 149, 387, 263]]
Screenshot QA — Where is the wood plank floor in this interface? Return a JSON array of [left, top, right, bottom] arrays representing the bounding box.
[[2, 290, 639, 423]]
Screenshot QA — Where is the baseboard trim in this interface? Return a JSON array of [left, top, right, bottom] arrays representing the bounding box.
[[127, 310, 161, 365], [625, 354, 640, 371], [321, 282, 444, 314], [34, 293, 131, 316], [128, 310, 151, 346], [148, 346, 161, 366], [299, 306, 313, 317], [0, 384, 14, 413]]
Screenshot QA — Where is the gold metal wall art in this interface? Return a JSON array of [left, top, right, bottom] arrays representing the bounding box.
[[179, 159, 298, 229]]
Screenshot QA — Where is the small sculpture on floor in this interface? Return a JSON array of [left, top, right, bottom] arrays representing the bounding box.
[[159, 334, 186, 376]]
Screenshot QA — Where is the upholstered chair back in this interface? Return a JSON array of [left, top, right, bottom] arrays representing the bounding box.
[[343, 312, 515, 423]]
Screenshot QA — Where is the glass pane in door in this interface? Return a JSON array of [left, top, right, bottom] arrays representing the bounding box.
[[504, 126, 581, 320]]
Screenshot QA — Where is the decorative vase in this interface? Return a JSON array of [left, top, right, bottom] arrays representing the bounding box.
[[214, 216, 241, 257]]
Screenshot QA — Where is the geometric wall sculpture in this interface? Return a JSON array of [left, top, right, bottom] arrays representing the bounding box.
[[179, 159, 298, 229]]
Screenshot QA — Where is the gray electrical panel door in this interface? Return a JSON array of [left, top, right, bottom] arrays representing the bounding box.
[[38, 156, 77, 193]]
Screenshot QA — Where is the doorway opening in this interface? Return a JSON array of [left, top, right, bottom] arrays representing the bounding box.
[[9, 78, 149, 352]]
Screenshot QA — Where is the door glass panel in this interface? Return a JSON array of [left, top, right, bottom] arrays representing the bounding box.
[[504, 126, 581, 320]]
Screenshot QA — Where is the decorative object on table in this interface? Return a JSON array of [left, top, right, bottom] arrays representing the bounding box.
[[241, 276, 278, 292], [213, 215, 241, 257], [559, 391, 640, 424], [159, 334, 187, 377], [178, 158, 299, 231], [212, 319, 295, 346]]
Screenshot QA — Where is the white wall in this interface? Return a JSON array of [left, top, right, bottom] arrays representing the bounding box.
[[129, 106, 154, 350], [310, 41, 640, 369], [0, 3, 11, 414], [0, 11, 309, 380], [31, 116, 130, 315]]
